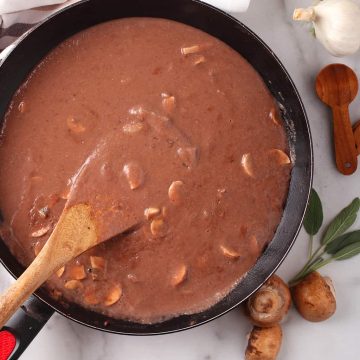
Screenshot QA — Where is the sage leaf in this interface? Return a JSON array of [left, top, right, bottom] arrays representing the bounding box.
[[303, 189, 323, 235], [321, 198, 360, 245], [325, 230, 360, 254], [332, 242, 360, 261]]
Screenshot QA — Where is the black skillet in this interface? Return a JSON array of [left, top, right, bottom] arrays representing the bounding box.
[[0, 0, 313, 358]]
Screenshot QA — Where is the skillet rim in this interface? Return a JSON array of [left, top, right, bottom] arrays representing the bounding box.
[[0, 0, 313, 335]]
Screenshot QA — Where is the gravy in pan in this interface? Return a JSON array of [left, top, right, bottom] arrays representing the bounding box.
[[0, 18, 291, 323]]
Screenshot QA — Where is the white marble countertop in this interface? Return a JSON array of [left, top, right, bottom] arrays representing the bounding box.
[[1, 0, 360, 359]]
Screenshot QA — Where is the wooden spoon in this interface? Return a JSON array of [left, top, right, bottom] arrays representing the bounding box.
[[0, 203, 141, 328], [0, 135, 145, 328], [316, 64, 359, 175]]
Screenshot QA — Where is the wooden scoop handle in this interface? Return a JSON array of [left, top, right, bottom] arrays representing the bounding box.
[[354, 121, 360, 155], [0, 204, 97, 328], [0, 243, 63, 328], [332, 105, 358, 175]]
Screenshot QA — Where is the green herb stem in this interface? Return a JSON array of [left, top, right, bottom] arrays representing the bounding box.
[[289, 257, 333, 287], [302, 244, 326, 273], [308, 234, 313, 259], [289, 244, 326, 286], [311, 257, 333, 272]]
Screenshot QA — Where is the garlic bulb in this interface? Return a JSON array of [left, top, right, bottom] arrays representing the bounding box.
[[293, 0, 360, 57]]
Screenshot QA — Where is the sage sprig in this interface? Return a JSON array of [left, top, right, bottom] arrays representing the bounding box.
[[289, 191, 360, 286]]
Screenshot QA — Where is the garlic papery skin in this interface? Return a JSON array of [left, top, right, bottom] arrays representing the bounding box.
[[293, 0, 360, 57]]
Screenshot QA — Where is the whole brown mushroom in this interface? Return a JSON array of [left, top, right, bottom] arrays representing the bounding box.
[[247, 275, 291, 327], [245, 324, 283, 360], [292, 271, 336, 322]]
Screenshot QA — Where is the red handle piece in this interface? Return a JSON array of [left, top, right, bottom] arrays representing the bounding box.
[[0, 331, 16, 360]]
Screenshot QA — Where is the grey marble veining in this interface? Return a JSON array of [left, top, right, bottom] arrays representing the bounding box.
[[1, 1, 360, 359]]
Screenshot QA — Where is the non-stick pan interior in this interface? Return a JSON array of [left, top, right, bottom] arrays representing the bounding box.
[[0, 0, 312, 334]]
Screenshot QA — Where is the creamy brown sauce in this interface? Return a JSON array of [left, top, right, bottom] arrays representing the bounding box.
[[0, 18, 291, 323]]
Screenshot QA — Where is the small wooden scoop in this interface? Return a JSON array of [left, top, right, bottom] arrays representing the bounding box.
[[316, 64, 359, 175], [0, 204, 140, 328]]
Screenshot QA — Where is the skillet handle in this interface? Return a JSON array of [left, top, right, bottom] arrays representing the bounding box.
[[0, 295, 54, 360]]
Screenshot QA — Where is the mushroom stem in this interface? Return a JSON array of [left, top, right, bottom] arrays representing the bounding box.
[[293, 7, 316, 22], [247, 275, 291, 327]]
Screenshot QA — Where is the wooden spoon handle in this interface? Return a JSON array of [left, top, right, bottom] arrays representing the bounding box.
[[0, 243, 64, 328], [0, 204, 97, 328], [332, 105, 358, 175]]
